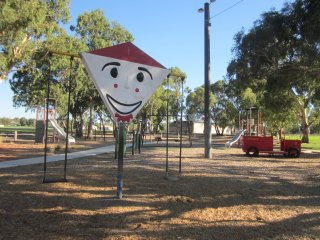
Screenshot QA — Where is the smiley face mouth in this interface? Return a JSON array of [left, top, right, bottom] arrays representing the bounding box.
[[106, 94, 142, 115]]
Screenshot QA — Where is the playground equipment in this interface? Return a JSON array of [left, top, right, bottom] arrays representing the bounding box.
[[225, 107, 265, 147], [226, 107, 301, 157], [42, 54, 75, 183], [225, 129, 247, 147], [239, 107, 263, 136], [242, 135, 301, 158], [50, 119, 75, 144], [35, 99, 75, 144], [43, 44, 184, 199]]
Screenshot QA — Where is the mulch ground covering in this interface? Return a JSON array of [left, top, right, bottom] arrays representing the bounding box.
[[0, 137, 319, 239]]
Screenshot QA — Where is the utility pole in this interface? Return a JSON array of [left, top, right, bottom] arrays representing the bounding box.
[[203, 2, 212, 158]]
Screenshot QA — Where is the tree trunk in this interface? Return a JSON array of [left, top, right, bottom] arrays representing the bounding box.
[[301, 122, 310, 143], [278, 129, 283, 140], [87, 103, 94, 139], [187, 119, 193, 147], [221, 127, 225, 136], [214, 125, 220, 136], [75, 114, 84, 138], [97, 111, 106, 140], [291, 90, 310, 143], [300, 108, 310, 143]]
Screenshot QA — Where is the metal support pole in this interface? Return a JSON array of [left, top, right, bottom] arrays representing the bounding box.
[[204, 2, 212, 158], [166, 78, 169, 176], [43, 60, 51, 183], [179, 79, 184, 175], [116, 122, 125, 199], [115, 127, 118, 159], [132, 130, 135, 155], [63, 57, 73, 181], [138, 131, 141, 154]]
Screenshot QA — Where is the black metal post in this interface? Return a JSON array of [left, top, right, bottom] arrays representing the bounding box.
[[116, 122, 125, 199], [179, 79, 184, 175], [132, 130, 135, 155], [138, 121, 142, 153], [166, 77, 169, 176], [63, 57, 73, 181], [43, 59, 51, 183], [115, 126, 118, 159], [204, 2, 212, 158]]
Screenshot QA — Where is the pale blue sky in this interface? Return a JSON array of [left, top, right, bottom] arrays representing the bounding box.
[[0, 0, 293, 118]]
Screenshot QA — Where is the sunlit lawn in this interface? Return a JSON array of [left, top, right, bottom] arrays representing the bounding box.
[[0, 126, 36, 134], [286, 134, 320, 151]]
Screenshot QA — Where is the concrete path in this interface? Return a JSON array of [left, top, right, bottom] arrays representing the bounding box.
[[0, 145, 116, 169]]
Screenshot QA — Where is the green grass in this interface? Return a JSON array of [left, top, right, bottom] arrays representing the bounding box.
[[0, 126, 55, 135], [285, 134, 320, 151], [0, 126, 36, 134]]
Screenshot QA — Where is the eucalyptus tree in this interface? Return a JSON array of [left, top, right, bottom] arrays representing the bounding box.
[[9, 7, 134, 138], [0, 0, 70, 81], [186, 87, 205, 121], [227, 0, 320, 142], [10, 35, 87, 120], [138, 67, 187, 134], [185, 86, 215, 136], [138, 84, 166, 133], [167, 67, 187, 133], [210, 80, 238, 135], [71, 9, 134, 138]]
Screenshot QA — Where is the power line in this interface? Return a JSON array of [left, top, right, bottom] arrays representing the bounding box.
[[211, 0, 245, 19]]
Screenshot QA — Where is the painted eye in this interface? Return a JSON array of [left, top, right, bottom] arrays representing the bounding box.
[[110, 67, 118, 78], [136, 72, 144, 82]]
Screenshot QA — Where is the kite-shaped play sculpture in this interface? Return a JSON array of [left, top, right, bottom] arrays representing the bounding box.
[[81, 42, 169, 199], [81, 42, 170, 123]]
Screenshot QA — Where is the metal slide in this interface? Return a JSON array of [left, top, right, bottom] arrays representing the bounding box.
[[49, 119, 75, 144], [225, 129, 247, 148]]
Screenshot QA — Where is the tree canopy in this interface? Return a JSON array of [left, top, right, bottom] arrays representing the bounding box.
[[0, 0, 70, 81], [227, 0, 320, 142], [2, 0, 320, 140]]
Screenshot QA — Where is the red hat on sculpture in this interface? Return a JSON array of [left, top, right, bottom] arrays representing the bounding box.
[[89, 42, 166, 69]]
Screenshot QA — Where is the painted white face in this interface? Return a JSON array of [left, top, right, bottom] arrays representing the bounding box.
[[82, 53, 169, 123]]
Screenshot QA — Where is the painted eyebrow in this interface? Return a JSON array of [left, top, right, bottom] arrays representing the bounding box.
[[138, 67, 153, 80], [101, 62, 121, 71]]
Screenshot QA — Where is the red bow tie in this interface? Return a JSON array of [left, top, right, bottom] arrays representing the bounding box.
[[115, 113, 133, 123]]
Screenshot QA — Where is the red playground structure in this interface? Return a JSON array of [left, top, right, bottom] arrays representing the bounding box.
[[242, 136, 301, 158], [237, 107, 302, 158]]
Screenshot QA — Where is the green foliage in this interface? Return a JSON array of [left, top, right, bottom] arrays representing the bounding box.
[[263, 108, 298, 137], [227, 0, 320, 142], [240, 88, 256, 109], [210, 80, 237, 135], [4, 5, 134, 137], [0, 117, 35, 127], [0, 0, 70, 81], [72, 9, 134, 50], [139, 67, 187, 132], [185, 86, 215, 121], [0, 117, 12, 126]]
